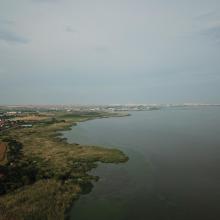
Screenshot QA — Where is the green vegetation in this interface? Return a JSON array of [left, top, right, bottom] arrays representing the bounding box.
[[0, 111, 128, 220]]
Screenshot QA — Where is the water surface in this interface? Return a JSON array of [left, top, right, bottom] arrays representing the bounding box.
[[63, 107, 220, 220]]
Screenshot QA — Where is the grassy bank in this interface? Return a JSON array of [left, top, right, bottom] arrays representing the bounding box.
[[0, 111, 128, 220]]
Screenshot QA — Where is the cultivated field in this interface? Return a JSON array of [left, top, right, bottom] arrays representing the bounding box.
[[14, 115, 49, 121]]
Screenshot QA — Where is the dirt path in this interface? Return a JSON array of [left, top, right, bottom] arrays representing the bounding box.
[[0, 143, 7, 163]]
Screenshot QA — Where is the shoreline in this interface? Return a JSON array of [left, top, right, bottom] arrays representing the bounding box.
[[0, 111, 129, 220]]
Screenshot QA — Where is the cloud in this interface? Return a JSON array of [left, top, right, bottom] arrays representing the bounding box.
[[195, 11, 217, 21], [65, 25, 77, 33], [0, 30, 29, 44], [94, 46, 109, 53], [194, 10, 220, 43], [200, 25, 220, 42], [0, 18, 28, 45], [32, 0, 59, 3], [0, 18, 15, 26]]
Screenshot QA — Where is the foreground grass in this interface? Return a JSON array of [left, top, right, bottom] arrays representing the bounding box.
[[0, 180, 81, 220], [0, 111, 128, 220]]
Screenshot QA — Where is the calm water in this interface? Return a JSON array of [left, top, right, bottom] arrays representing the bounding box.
[[63, 107, 220, 220]]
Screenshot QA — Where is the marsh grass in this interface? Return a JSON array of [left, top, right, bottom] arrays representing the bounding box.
[[0, 111, 128, 220]]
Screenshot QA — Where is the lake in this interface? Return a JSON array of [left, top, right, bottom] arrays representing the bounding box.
[[63, 106, 220, 220]]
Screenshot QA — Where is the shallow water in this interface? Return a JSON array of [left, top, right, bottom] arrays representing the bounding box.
[[63, 107, 220, 220]]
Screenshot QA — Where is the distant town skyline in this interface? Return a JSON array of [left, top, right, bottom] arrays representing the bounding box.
[[0, 0, 220, 104]]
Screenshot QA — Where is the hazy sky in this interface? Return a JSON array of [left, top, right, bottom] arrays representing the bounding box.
[[0, 0, 220, 104]]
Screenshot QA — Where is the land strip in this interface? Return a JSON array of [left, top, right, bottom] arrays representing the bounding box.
[[0, 110, 128, 220]]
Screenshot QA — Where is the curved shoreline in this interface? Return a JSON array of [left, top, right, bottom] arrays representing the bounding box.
[[0, 111, 129, 220]]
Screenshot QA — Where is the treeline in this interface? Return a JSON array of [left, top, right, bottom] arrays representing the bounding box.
[[0, 139, 39, 195]]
